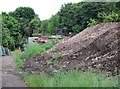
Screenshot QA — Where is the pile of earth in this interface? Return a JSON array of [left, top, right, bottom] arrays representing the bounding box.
[[23, 22, 120, 76]]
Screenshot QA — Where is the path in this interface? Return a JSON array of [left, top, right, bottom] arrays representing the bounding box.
[[0, 56, 28, 88]]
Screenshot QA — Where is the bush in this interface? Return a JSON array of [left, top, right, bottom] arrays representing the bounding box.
[[12, 50, 24, 68]]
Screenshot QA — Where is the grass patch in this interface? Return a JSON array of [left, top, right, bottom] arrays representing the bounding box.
[[12, 50, 24, 68], [22, 43, 45, 58], [23, 70, 118, 87], [12, 39, 58, 67], [22, 39, 58, 58], [42, 39, 58, 50]]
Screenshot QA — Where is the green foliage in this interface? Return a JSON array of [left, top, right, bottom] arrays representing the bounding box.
[[115, 1, 120, 9], [12, 50, 24, 68], [57, 2, 118, 34], [98, 11, 120, 22], [1, 12, 22, 50], [42, 39, 58, 50], [22, 39, 58, 58], [10, 7, 35, 21], [26, 14, 41, 36], [47, 14, 59, 35], [22, 43, 45, 58], [23, 70, 118, 87], [39, 20, 49, 35], [12, 39, 58, 67], [2, 3, 120, 50], [9, 7, 36, 37], [87, 18, 98, 26]]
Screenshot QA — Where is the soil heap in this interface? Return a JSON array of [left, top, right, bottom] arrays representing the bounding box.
[[23, 22, 120, 76]]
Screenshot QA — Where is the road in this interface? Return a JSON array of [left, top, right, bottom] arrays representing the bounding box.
[[0, 56, 28, 88]]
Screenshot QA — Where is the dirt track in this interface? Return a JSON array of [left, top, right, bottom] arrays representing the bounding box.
[[1, 56, 27, 88]]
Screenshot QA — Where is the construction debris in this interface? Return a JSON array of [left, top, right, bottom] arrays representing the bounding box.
[[23, 22, 120, 76]]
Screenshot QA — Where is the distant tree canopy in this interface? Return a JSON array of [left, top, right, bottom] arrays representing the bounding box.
[[26, 14, 41, 36], [1, 2, 120, 50], [9, 7, 36, 37], [58, 2, 119, 34], [1, 7, 37, 50], [39, 2, 120, 35]]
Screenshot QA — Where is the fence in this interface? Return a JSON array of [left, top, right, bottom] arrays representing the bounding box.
[[0, 46, 11, 56]]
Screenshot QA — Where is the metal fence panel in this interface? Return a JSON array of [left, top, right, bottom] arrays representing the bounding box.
[[0, 46, 11, 56]]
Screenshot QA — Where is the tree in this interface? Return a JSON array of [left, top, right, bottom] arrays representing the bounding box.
[[40, 20, 49, 35], [58, 2, 118, 34], [1, 12, 22, 50], [47, 14, 59, 35], [9, 7, 36, 37], [26, 14, 41, 36]]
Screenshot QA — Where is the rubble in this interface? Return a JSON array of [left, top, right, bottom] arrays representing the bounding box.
[[23, 22, 120, 76]]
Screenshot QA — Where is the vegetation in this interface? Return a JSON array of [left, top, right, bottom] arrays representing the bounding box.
[[22, 39, 58, 58], [2, 1, 120, 88], [12, 39, 58, 67], [12, 50, 24, 68], [9, 7, 36, 37], [22, 70, 118, 87], [1, 2, 120, 50], [1, 12, 22, 50], [22, 43, 45, 58]]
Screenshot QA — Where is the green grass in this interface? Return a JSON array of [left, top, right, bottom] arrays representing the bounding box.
[[22, 43, 45, 58], [23, 70, 118, 87], [12, 50, 24, 68], [22, 39, 58, 59], [12, 39, 58, 68]]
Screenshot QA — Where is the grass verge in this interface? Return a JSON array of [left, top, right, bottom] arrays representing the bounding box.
[[22, 39, 58, 58], [12, 39, 58, 67], [23, 70, 118, 87], [12, 50, 24, 68]]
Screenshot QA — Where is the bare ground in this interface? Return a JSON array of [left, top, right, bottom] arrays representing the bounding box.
[[23, 22, 120, 76]]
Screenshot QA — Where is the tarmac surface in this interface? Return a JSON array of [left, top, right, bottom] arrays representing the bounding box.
[[0, 56, 28, 88]]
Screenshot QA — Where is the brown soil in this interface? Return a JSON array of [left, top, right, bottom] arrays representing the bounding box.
[[23, 22, 120, 76]]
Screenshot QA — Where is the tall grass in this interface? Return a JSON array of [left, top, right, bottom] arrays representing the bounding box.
[[12, 50, 24, 68], [12, 39, 58, 67], [23, 70, 118, 87], [22, 39, 58, 58], [22, 43, 45, 58]]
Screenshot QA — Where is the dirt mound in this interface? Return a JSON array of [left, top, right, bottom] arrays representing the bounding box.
[[23, 22, 120, 76]]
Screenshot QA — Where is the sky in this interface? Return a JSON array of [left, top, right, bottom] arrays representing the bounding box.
[[0, 0, 81, 20]]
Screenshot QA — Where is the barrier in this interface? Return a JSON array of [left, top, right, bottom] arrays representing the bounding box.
[[0, 46, 11, 56]]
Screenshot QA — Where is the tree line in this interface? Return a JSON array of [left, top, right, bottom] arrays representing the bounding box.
[[1, 2, 120, 50]]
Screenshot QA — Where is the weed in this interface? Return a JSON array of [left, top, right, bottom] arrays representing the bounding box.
[[22, 39, 58, 59], [12, 50, 24, 68], [23, 70, 118, 87]]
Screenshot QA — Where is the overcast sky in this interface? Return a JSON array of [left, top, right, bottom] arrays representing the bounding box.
[[0, 0, 81, 20]]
